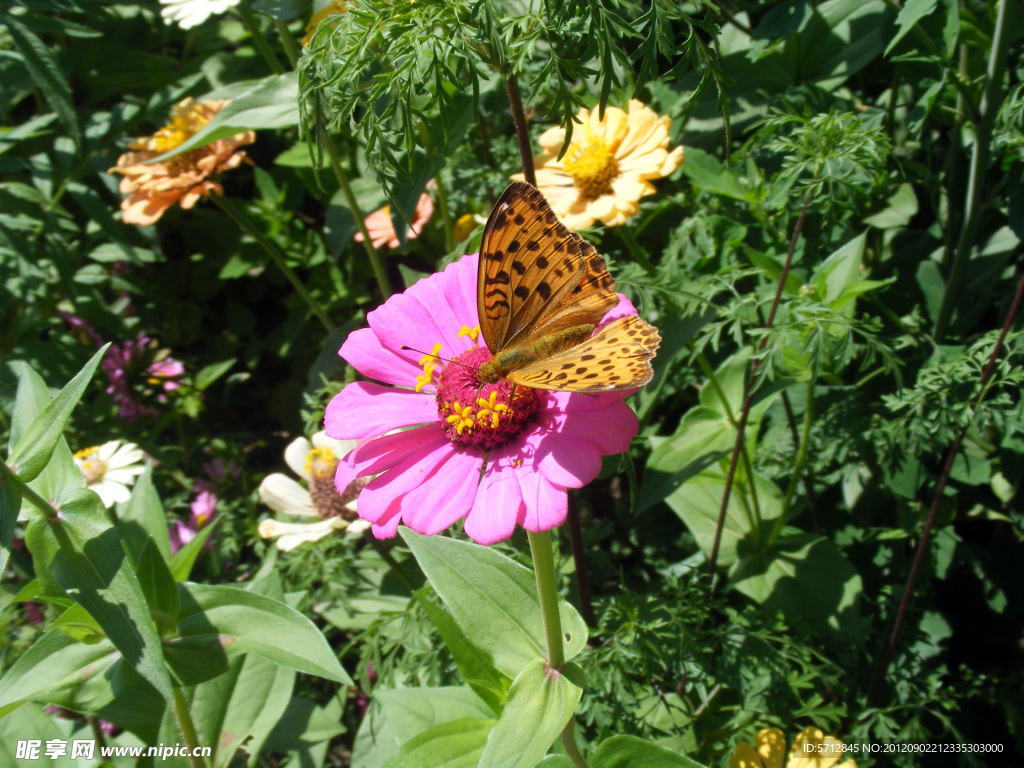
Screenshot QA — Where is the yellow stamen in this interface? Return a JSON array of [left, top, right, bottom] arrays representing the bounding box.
[[445, 402, 475, 435], [414, 343, 444, 392], [304, 446, 339, 481], [457, 325, 481, 342], [562, 137, 620, 200], [475, 391, 510, 428]]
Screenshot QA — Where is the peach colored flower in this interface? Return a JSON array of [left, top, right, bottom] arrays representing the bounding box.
[[302, 0, 347, 45], [108, 98, 255, 226], [354, 193, 434, 249], [513, 99, 684, 230]]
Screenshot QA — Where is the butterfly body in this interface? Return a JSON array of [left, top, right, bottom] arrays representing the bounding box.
[[476, 182, 661, 394]]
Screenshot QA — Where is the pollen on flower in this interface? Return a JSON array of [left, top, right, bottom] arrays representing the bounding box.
[[562, 137, 620, 201], [303, 446, 339, 481], [457, 325, 481, 342], [73, 446, 105, 484], [433, 346, 541, 449]]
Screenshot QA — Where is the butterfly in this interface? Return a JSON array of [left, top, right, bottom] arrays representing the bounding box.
[[475, 181, 661, 393]]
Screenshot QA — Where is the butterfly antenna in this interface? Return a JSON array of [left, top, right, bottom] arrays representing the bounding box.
[[398, 345, 477, 372]]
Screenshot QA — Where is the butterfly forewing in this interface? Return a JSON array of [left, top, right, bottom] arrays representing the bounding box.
[[506, 315, 662, 393], [478, 182, 617, 353]]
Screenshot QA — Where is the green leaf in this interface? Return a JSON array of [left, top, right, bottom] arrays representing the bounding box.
[[812, 234, 866, 307], [0, 12, 82, 147], [23, 488, 173, 701], [800, 0, 893, 90], [119, 465, 173, 565], [884, 0, 938, 55], [382, 719, 493, 768], [252, 0, 308, 22], [478, 659, 582, 768], [263, 697, 347, 755], [401, 529, 587, 679], [195, 358, 237, 390], [0, 702, 81, 768], [680, 148, 752, 202], [152, 74, 298, 162], [0, 626, 129, 717], [165, 582, 352, 685], [7, 345, 109, 483], [0, 473, 20, 579], [665, 468, 783, 568], [188, 654, 296, 768], [732, 534, 866, 643], [136, 541, 180, 633], [863, 183, 918, 229], [416, 591, 508, 715], [591, 736, 707, 768], [168, 518, 219, 582]]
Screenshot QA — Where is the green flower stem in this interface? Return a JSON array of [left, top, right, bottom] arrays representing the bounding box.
[[171, 687, 206, 768], [211, 194, 339, 334], [769, 378, 815, 549], [238, 1, 285, 75], [321, 137, 393, 299], [527, 530, 590, 768], [695, 351, 762, 544], [933, 0, 1015, 340], [434, 173, 455, 253], [504, 71, 536, 185], [0, 461, 57, 520], [275, 20, 300, 68], [617, 225, 656, 276]]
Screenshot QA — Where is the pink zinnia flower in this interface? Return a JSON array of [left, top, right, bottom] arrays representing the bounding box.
[[147, 357, 184, 392], [169, 490, 217, 553], [354, 193, 434, 249], [325, 253, 639, 545]]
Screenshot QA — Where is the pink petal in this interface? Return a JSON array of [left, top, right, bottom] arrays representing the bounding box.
[[465, 454, 524, 544], [516, 468, 568, 533], [333, 424, 444, 493], [601, 293, 638, 325], [533, 430, 603, 488], [356, 433, 454, 528], [545, 406, 637, 455], [401, 448, 482, 534], [325, 382, 437, 441], [339, 327, 423, 388]]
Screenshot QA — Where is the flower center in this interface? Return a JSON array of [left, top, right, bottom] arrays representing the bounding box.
[[305, 447, 362, 520], [562, 137, 620, 200], [430, 346, 541, 449], [131, 99, 216, 172], [73, 447, 106, 484]]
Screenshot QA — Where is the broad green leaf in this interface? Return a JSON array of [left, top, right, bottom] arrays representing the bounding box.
[[680, 148, 751, 202], [884, 0, 938, 55], [0, 626, 130, 717], [401, 529, 587, 679], [0, 473, 20, 579], [252, 0, 308, 21], [119, 465, 172, 564], [665, 467, 783, 568], [732, 534, 866, 643], [166, 582, 351, 685], [195, 358, 236, 390], [351, 688, 494, 768], [479, 659, 582, 768], [801, 0, 893, 90], [381, 719, 493, 768], [0, 702, 81, 768], [0, 12, 82, 147], [7, 362, 86, 508], [863, 183, 918, 229], [188, 653, 296, 768], [416, 590, 508, 715], [263, 697, 347, 756], [591, 736, 707, 768], [7, 345, 108, 483], [152, 74, 298, 162], [51, 601, 105, 643], [24, 487, 173, 701], [168, 517, 219, 582], [136, 541, 180, 632], [812, 234, 866, 308]]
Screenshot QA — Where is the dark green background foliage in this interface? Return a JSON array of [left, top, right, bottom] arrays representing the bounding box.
[[2, 0, 1023, 766]]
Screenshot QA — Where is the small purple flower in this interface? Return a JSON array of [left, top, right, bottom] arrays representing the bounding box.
[[169, 490, 217, 554]]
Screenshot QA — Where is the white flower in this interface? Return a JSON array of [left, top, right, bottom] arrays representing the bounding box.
[[73, 441, 146, 508], [160, 0, 241, 29], [258, 431, 370, 552]]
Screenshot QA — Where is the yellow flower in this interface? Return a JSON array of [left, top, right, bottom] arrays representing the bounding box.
[[302, 0, 347, 45], [730, 727, 858, 768], [513, 99, 684, 230], [108, 98, 255, 226]]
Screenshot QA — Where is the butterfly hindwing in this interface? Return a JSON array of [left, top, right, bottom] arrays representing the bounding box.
[[478, 182, 617, 353], [506, 315, 662, 393]]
